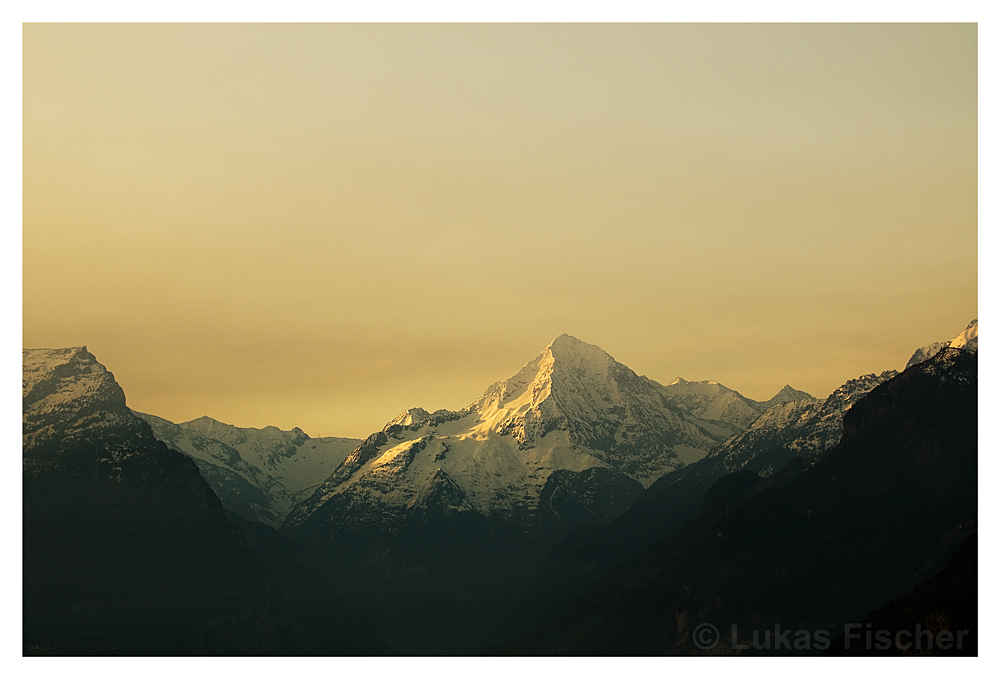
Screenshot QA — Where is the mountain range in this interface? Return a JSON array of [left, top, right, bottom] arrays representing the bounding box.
[[282, 334, 811, 549], [22, 319, 977, 655]]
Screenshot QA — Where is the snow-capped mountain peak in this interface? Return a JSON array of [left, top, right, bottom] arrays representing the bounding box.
[[470, 334, 614, 414], [283, 334, 789, 551], [23, 346, 109, 410], [763, 384, 817, 407], [385, 407, 433, 429], [662, 377, 732, 397], [949, 318, 978, 351], [906, 319, 978, 368], [22, 346, 148, 465], [460, 334, 639, 453], [547, 333, 616, 365]]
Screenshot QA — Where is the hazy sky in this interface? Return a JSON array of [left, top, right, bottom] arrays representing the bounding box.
[[23, 23, 977, 438]]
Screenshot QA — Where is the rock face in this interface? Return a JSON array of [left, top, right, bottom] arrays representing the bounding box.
[[136, 412, 360, 527], [22, 347, 386, 656], [500, 348, 977, 655], [23, 347, 156, 473]]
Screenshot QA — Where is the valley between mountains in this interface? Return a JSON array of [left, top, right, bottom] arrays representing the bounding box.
[[22, 320, 978, 655]]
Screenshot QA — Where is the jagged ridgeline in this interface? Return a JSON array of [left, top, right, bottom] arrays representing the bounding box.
[[22, 347, 386, 656]]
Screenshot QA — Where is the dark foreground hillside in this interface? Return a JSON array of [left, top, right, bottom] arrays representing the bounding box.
[[827, 531, 977, 656]]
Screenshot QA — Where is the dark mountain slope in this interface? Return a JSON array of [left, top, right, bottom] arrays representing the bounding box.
[[498, 348, 976, 655], [23, 347, 387, 655]]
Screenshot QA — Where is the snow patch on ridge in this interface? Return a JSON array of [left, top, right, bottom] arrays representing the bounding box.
[[906, 319, 978, 369], [949, 319, 978, 352]]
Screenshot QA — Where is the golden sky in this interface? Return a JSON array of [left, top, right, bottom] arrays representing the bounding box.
[[23, 23, 977, 438]]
